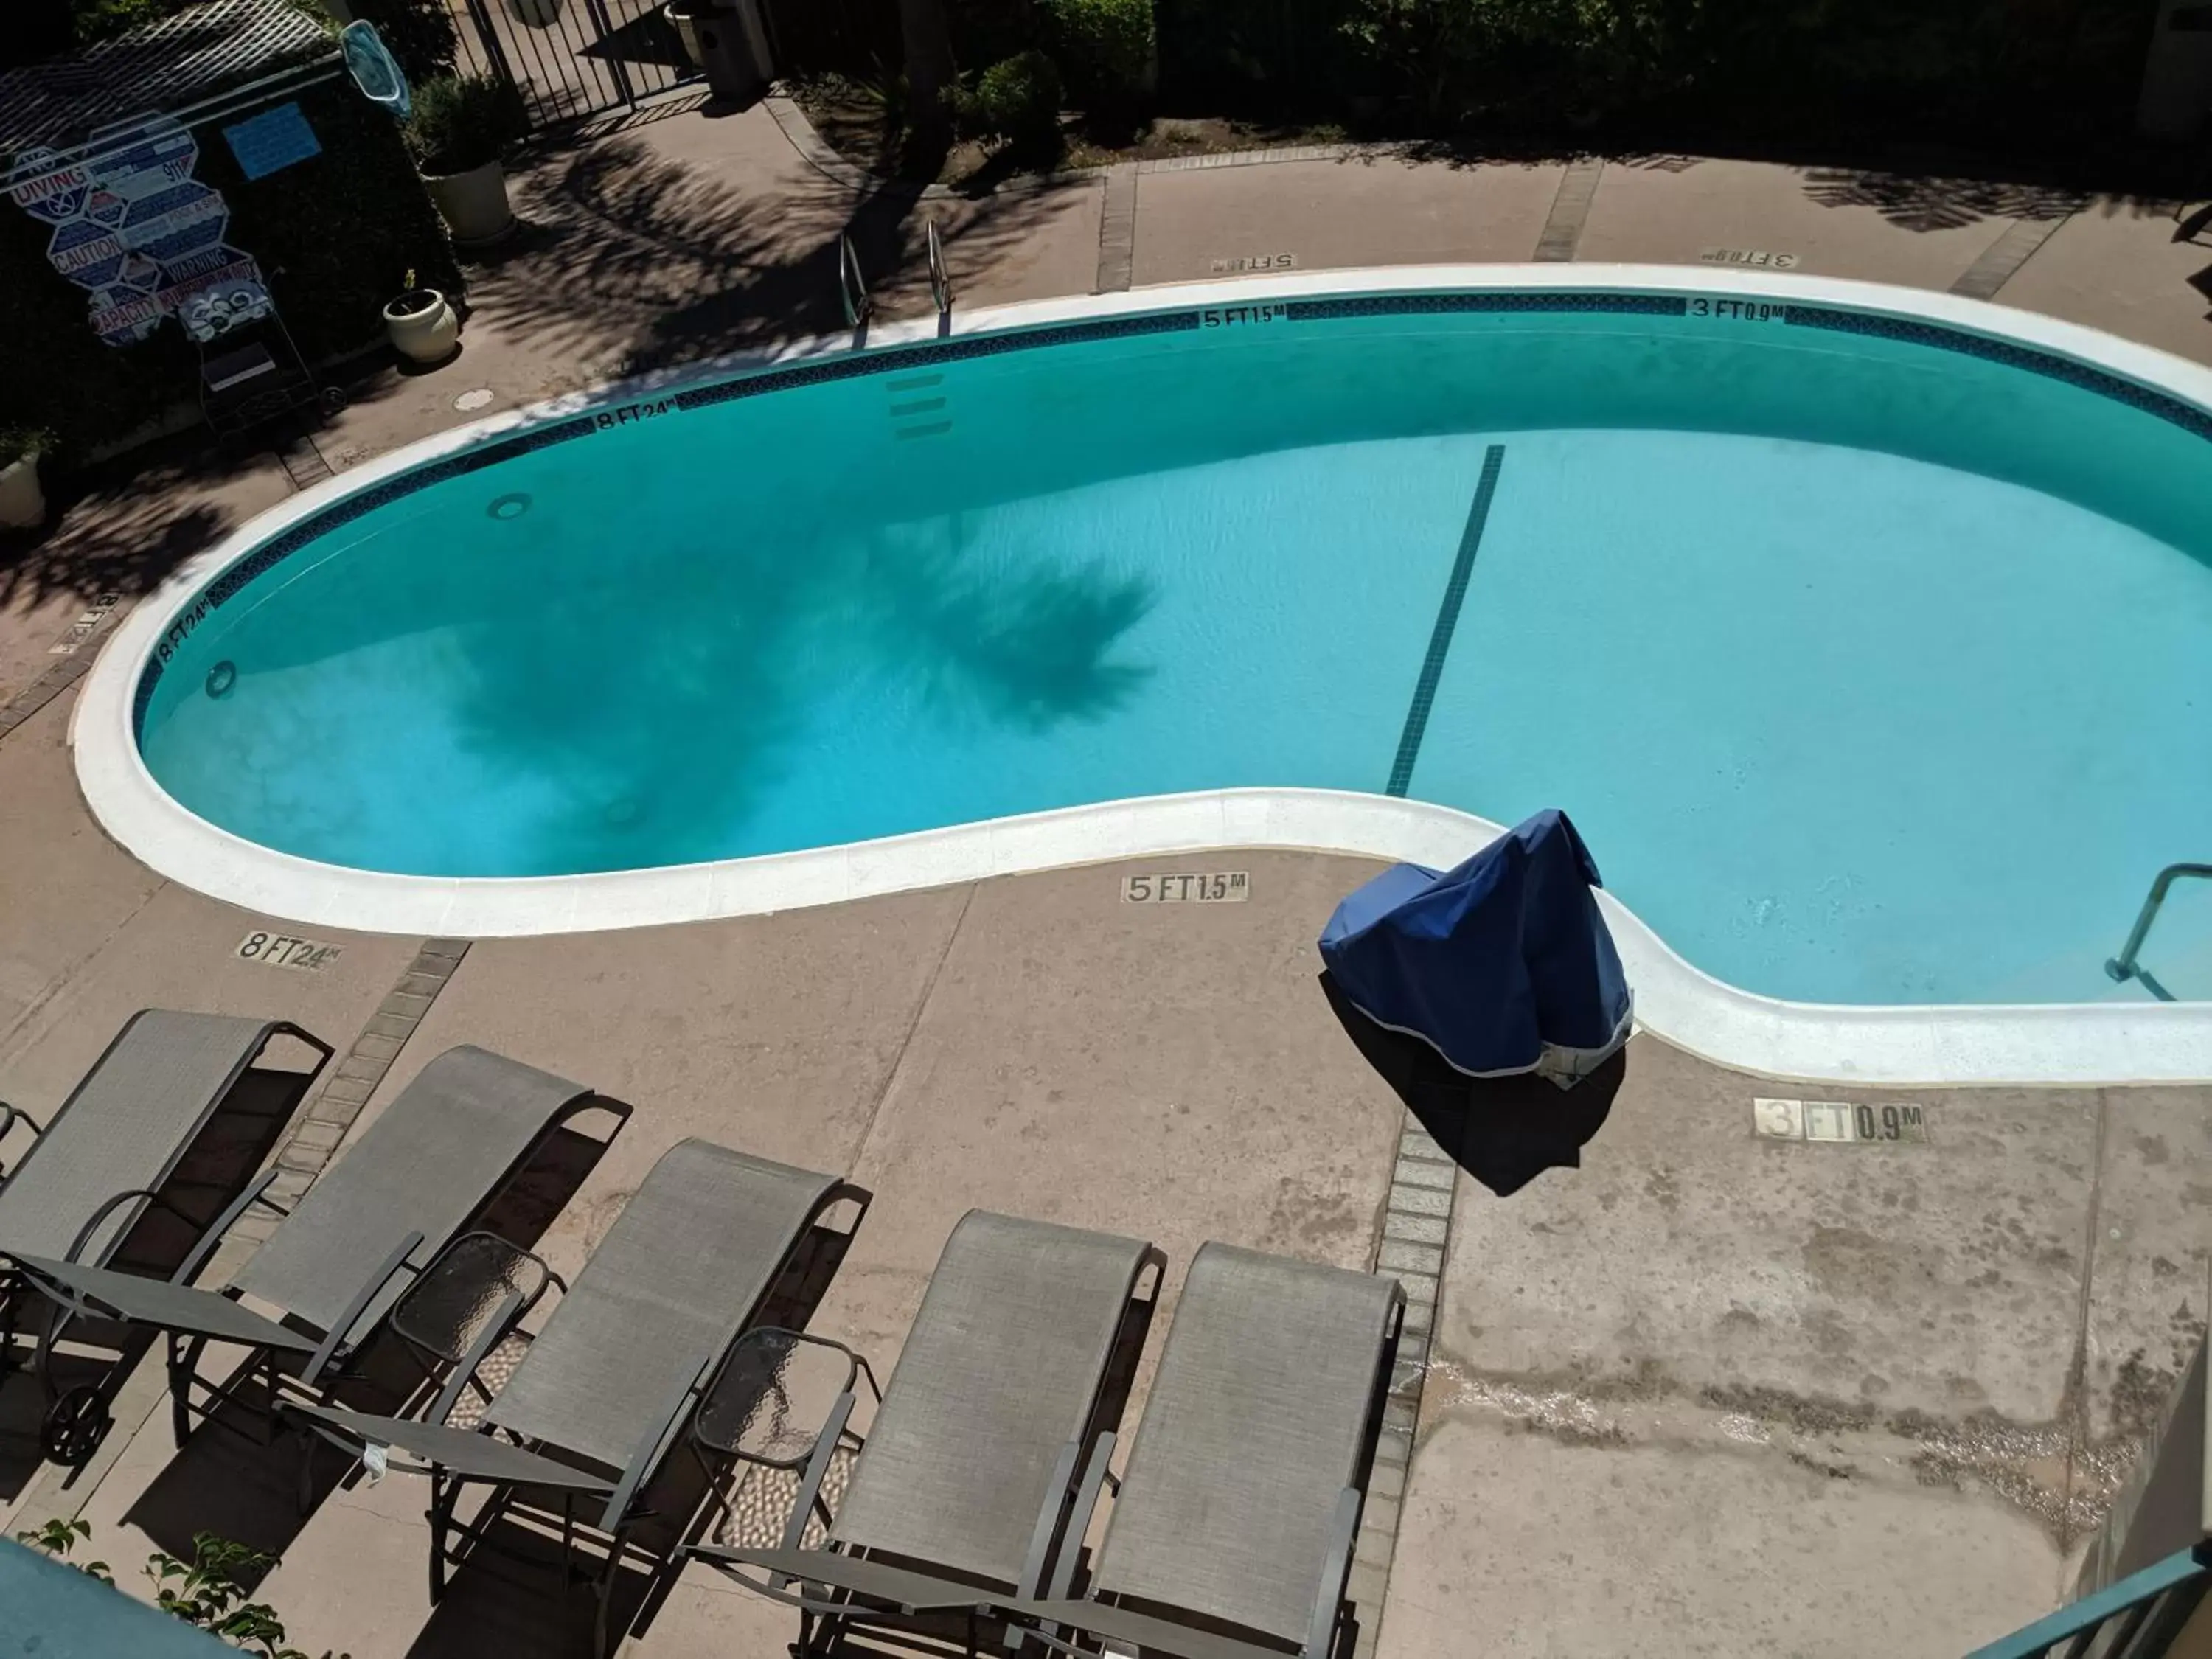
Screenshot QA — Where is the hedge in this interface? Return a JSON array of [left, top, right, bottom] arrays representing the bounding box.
[[0, 75, 461, 454], [1166, 0, 2159, 149]]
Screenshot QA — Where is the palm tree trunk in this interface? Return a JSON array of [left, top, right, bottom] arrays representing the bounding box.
[[900, 0, 957, 133]]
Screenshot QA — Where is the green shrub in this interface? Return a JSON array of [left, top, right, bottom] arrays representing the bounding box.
[[968, 50, 1065, 142], [1040, 0, 1155, 102], [403, 73, 527, 175], [0, 423, 55, 467]]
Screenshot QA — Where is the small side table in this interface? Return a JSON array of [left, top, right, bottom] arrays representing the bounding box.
[[693, 1326, 881, 1548], [390, 1231, 557, 1419]]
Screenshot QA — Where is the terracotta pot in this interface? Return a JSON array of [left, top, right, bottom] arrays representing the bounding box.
[[0, 448, 43, 529], [383, 288, 460, 364], [423, 159, 515, 246]]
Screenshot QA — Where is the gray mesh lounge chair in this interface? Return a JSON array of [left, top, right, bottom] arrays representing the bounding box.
[[1010, 1243, 1406, 1659], [5, 1045, 615, 1465], [282, 1137, 869, 1659], [0, 1009, 333, 1462], [688, 1209, 1166, 1658]]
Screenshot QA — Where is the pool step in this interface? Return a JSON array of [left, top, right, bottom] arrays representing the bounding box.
[[886, 372, 953, 441]]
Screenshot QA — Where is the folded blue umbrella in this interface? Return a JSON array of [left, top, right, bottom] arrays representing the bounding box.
[[1319, 808, 1632, 1086]]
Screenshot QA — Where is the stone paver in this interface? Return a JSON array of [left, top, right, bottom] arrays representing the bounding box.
[[1534, 156, 1605, 262], [1131, 154, 1565, 285], [1996, 197, 2212, 365]]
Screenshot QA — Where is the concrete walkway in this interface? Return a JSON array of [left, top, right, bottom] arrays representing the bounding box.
[[1, 96, 2208, 1659]]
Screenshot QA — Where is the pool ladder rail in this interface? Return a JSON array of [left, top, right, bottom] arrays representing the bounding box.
[[836, 220, 954, 341], [2105, 860, 2212, 1001], [838, 231, 872, 335], [926, 217, 953, 330]]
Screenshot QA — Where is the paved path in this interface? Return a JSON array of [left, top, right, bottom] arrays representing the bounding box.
[[1, 97, 2209, 1659]]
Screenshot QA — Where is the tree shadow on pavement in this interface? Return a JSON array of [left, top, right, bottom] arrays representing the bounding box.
[[1798, 167, 2089, 232], [469, 134, 1091, 376], [0, 434, 265, 614]]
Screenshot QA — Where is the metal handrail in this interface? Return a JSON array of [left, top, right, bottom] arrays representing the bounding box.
[[925, 218, 953, 316], [838, 232, 872, 330], [2106, 862, 2212, 992], [1964, 1542, 2208, 1659]]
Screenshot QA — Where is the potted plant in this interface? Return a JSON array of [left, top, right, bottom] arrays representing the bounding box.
[[507, 0, 563, 24], [383, 268, 460, 365], [403, 73, 526, 246], [0, 423, 52, 529]]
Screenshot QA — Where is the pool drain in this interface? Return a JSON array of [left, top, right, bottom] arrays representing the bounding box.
[[205, 661, 237, 699], [487, 492, 532, 521]]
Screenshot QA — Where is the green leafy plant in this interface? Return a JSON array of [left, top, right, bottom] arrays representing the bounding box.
[[402, 72, 528, 176], [0, 422, 55, 468], [1039, 0, 1154, 103], [966, 50, 1065, 145], [16, 1520, 348, 1659], [14, 1517, 110, 1582]]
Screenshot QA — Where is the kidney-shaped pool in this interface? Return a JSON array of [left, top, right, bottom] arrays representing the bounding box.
[[98, 271, 2212, 1009]]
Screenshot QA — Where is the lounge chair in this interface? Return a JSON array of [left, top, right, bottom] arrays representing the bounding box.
[[1011, 1243, 1406, 1659], [5, 1044, 616, 1465], [282, 1137, 870, 1658], [0, 1009, 334, 1461], [688, 1209, 1166, 1657]]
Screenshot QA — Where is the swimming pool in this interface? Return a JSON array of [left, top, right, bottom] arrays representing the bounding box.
[[81, 269, 2212, 1057]]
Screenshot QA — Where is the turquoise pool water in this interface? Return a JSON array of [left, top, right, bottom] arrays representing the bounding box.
[[137, 299, 2212, 1005]]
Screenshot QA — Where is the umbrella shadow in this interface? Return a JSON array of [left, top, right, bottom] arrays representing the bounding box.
[[1319, 970, 1626, 1197]]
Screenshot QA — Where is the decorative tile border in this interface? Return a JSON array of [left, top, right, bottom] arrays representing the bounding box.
[[1288, 291, 1686, 319], [1950, 211, 2074, 302], [1096, 163, 1138, 293], [1534, 157, 1605, 262], [229, 938, 471, 1243], [1780, 304, 2212, 443], [1352, 1119, 1461, 1659], [128, 276, 2212, 741], [672, 308, 1200, 413]]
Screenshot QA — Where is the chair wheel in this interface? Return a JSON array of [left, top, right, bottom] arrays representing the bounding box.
[[40, 1385, 111, 1467]]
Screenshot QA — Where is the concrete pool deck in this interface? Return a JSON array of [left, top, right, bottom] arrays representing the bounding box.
[[1, 95, 2208, 1657]]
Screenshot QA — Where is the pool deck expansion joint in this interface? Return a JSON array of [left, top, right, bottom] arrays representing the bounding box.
[[1354, 1119, 1461, 1658], [234, 936, 473, 1242]]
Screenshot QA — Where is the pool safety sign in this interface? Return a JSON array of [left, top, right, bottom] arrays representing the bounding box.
[[5, 113, 264, 347]]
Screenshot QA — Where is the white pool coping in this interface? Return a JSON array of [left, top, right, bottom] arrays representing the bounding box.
[[71, 264, 2212, 1088]]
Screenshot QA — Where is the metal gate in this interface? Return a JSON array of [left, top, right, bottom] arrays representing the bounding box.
[[451, 0, 700, 129]]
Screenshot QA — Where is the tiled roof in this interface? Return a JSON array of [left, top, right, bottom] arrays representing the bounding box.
[[0, 0, 335, 153]]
